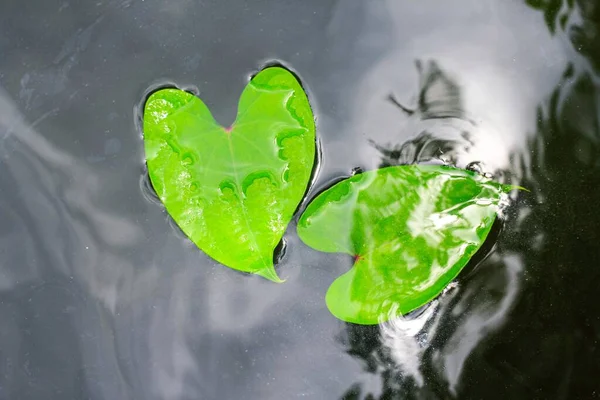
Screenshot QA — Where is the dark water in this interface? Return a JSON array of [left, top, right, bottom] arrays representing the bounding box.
[[0, 0, 599, 399]]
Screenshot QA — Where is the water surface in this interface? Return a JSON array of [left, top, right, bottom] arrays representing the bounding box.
[[0, 0, 599, 399]]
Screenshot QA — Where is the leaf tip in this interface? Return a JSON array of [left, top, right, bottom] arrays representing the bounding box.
[[505, 184, 530, 193], [255, 267, 285, 283]]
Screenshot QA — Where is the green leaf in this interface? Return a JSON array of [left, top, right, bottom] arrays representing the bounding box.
[[143, 67, 316, 282], [297, 165, 513, 324]]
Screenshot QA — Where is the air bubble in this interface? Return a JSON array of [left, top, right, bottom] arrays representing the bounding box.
[[278, 148, 288, 161], [275, 129, 303, 147], [241, 171, 278, 196], [282, 167, 290, 182], [219, 179, 237, 196], [181, 153, 195, 166]]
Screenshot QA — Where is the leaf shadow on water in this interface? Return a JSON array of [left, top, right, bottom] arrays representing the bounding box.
[[337, 1, 600, 398]]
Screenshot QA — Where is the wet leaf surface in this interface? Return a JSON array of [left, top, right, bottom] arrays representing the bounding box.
[[144, 67, 316, 281], [298, 165, 512, 324]]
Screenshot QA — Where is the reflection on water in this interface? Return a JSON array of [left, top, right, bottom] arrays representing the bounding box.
[[337, 55, 528, 397], [338, 1, 600, 399], [369, 59, 475, 169], [1, 0, 600, 399]]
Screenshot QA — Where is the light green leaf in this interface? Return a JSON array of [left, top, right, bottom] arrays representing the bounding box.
[[144, 67, 316, 282], [297, 165, 513, 324]]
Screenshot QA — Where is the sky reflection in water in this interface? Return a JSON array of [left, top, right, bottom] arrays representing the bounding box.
[[0, 0, 598, 399]]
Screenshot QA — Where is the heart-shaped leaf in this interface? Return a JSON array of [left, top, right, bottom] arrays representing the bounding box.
[[297, 165, 513, 324], [143, 67, 316, 282]]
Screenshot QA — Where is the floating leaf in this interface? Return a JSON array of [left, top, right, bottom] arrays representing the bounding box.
[[143, 67, 316, 282], [297, 165, 513, 324]]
